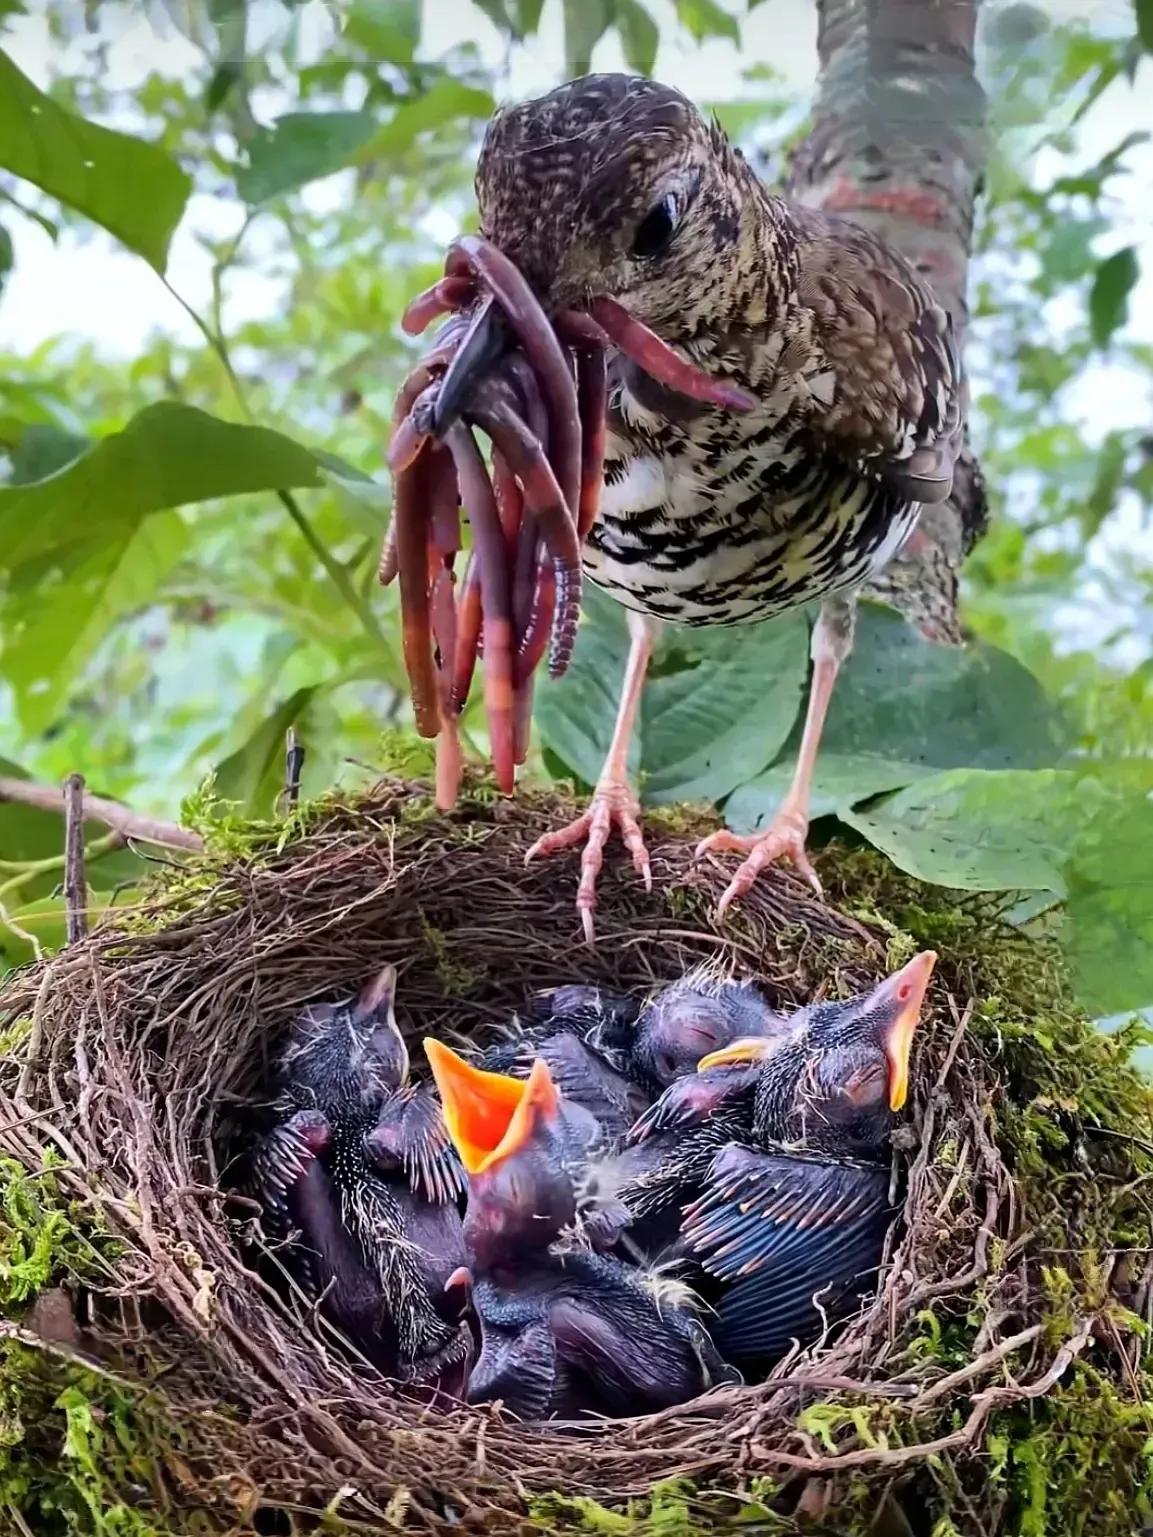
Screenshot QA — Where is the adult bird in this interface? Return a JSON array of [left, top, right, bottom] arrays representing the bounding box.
[[435, 74, 968, 939]]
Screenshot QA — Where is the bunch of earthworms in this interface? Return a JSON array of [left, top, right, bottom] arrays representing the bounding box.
[[382, 235, 756, 807]]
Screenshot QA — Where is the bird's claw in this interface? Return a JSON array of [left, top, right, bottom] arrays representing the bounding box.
[[524, 780, 652, 945], [696, 808, 822, 918]]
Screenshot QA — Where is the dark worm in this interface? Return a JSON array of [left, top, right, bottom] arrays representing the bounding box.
[[450, 235, 581, 517], [469, 395, 581, 678], [446, 424, 517, 794], [392, 448, 440, 739]]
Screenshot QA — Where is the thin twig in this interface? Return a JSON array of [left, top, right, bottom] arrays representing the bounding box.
[[63, 774, 88, 944], [0, 776, 202, 852], [284, 728, 305, 809]]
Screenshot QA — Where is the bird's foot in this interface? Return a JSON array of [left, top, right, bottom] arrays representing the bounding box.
[[696, 806, 822, 919], [524, 779, 652, 945]]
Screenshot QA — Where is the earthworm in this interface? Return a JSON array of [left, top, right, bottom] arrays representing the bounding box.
[[588, 296, 759, 412], [402, 275, 477, 336], [450, 554, 483, 713], [446, 424, 516, 794]]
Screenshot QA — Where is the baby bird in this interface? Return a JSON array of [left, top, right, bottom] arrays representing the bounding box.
[[426, 1041, 735, 1420], [250, 965, 468, 1385], [681, 951, 937, 1367]]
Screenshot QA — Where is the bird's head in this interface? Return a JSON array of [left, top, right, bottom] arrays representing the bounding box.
[[699, 952, 937, 1154], [279, 963, 410, 1111], [475, 73, 753, 332], [425, 1039, 576, 1265], [636, 975, 787, 1088]]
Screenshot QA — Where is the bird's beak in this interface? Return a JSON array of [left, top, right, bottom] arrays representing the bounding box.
[[874, 951, 937, 1111], [424, 1038, 558, 1174], [430, 295, 511, 438], [356, 962, 397, 1016], [696, 1035, 782, 1071], [355, 963, 409, 1081]]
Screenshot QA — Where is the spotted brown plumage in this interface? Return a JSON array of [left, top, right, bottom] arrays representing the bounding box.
[[456, 73, 970, 937]]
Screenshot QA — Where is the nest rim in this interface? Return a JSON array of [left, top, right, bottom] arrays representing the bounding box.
[[0, 778, 1133, 1535]]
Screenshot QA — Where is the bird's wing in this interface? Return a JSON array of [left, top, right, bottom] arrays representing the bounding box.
[[794, 209, 964, 506], [549, 1290, 713, 1414], [394, 1084, 466, 1205], [681, 1141, 891, 1362], [468, 1316, 557, 1420], [249, 1113, 330, 1223], [626, 1064, 760, 1144]]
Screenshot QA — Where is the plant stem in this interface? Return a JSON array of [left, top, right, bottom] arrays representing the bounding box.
[[0, 777, 203, 852]]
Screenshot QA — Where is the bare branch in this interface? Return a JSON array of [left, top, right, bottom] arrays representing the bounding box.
[[0, 776, 203, 853]]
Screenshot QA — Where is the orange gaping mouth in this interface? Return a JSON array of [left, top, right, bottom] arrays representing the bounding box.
[[424, 1038, 557, 1174]]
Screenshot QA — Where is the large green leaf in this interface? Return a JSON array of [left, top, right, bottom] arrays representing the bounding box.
[[353, 80, 495, 163], [0, 403, 323, 568], [1088, 246, 1139, 348], [563, 0, 613, 76], [1064, 792, 1153, 1016], [536, 586, 808, 806], [2, 512, 192, 733], [725, 604, 1066, 833], [0, 48, 191, 272], [674, 0, 740, 44], [839, 768, 1083, 893], [617, 0, 660, 73], [237, 111, 378, 203], [343, 0, 422, 62], [1137, 0, 1153, 52]]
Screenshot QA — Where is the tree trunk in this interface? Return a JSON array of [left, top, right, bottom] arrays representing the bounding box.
[[786, 0, 989, 642]]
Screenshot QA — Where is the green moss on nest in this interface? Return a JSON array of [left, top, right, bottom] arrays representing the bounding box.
[[0, 1155, 113, 1314], [0, 1345, 213, 1537]]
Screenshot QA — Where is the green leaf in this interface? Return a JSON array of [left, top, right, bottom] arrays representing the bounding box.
[[512, 0, 547, 33], [674, 0, 740, 44], [1065, 791, 1153, 1015], [2, 512, 192, 733], [536, 586, 807, 806], [840, 768, 1082, 893], [0, 221, 11, 300], [212, 686, 321, 815], [343, 0, 422, 62], [725, 605, 1066, 831], [1088, 246, 1140, 349], [237, 110, 377, 203], [0, 48, 191, 272], [563, 0, 613, 76], [617, 0, 659, 74], [1137, 0, 1153, 52], [353, 79, 495, 163], [0, 403, 323, 569]]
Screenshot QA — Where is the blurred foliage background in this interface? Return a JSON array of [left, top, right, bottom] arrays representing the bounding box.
[[0, 0, 1151, 1021]]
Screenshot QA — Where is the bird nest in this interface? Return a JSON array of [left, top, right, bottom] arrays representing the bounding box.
[[0, 779, 1150, 1537]]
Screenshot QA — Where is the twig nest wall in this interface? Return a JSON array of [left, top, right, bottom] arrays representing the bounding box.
[[0, 781, 1149, 1537]]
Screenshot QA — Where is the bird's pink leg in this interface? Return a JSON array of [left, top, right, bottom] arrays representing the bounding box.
[[525, 608, 658, 944], [698, 596, 857, 916]]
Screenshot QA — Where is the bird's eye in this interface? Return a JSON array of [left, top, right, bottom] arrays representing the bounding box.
[[631, 194, 680, 259]]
